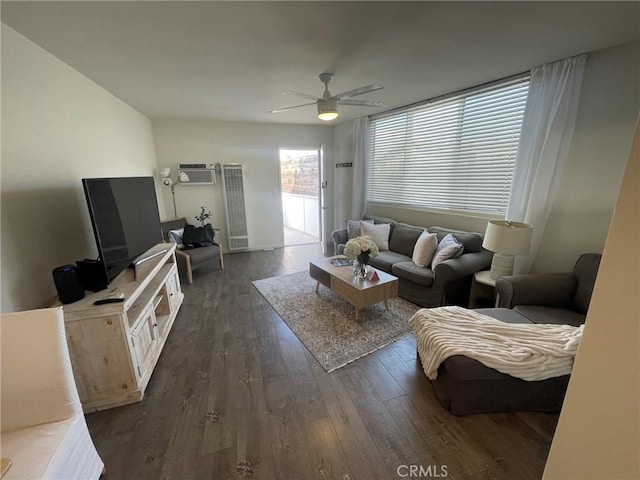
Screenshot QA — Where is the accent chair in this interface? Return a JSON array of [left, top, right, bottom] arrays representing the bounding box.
[[160, 218, 224, 284]]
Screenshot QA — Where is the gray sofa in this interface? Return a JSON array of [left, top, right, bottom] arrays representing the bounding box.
[[495, 253, 602, 326], [332, 214, 492, 307], [426, 253, 601, 415], [426, 308, 572, 416]]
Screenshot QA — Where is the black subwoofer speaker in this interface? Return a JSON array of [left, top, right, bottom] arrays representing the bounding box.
[[52, 265, 85, 304]]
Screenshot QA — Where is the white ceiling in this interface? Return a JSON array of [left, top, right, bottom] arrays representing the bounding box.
[[2, 1, 639, 125]]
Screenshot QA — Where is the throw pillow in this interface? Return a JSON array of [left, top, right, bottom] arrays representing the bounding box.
[[347, 218, 373, 239], [412, 232, 438, 268], [360, 221, 391, 251], [168, 228, 185, 249], [431, 233, 464, 269]]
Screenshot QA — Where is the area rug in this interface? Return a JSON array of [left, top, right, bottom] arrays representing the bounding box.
[[252, 271, 419, 372]]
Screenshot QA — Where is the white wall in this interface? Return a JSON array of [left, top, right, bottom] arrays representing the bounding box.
[[1, 25, 160, 313], [333, 121, 355, 228], [533, 40, 640, 272], [543, 120, 639, 480], [332, 41, 640, 272], [151, 119, 333, 251]]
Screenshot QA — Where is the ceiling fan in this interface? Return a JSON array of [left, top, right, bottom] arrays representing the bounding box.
[[269, 73, 383, 121]]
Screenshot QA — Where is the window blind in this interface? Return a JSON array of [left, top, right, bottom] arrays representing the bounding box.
[[368, 77, 530, 215]]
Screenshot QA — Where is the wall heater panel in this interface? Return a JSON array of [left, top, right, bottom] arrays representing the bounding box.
[[221, 164, 249, 250]]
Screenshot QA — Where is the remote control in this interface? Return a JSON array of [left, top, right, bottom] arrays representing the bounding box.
[[93, 292, 125, 305]]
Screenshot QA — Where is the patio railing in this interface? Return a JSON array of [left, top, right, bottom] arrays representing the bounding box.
[[282, 192, 319, 238]]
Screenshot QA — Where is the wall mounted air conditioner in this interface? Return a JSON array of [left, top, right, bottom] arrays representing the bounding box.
[[178, 163, 217, 185]]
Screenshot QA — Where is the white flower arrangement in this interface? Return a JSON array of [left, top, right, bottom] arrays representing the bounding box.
[[344, 235, 380, 261]]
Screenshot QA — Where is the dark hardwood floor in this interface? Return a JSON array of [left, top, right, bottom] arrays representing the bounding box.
[[86, 245, 558, 480]]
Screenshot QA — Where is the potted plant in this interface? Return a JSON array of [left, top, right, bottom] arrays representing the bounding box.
[[195, 207, 213, 226]]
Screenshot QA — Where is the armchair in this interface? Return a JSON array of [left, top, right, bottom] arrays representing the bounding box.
[[0, 307, 104, 479], [161, 218, 224, 284], [495, 253, 602, 326]]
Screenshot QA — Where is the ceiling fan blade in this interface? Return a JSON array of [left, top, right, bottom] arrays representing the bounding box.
[[282, 91, 320, 101], [269, 102, 317, 114], [338, 99, 383, 107], [333, 84, 383, 100]]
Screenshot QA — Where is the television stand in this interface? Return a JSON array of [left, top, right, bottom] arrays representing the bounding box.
[[60, 243, 183, 412]]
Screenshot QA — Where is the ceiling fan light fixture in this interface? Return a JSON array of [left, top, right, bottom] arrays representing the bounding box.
[[271, 74, 382, 120], [318, 110, 338, 121], [317, 99, 338, 121]]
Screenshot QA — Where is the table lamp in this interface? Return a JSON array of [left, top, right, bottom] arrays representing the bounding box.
[[482, 220, 533, 279]]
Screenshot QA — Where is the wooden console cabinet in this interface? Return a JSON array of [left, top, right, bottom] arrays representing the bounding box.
[[61, 243, 184, 412]]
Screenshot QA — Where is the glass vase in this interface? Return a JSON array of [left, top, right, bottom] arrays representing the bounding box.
[[353, 254, 369, 279]]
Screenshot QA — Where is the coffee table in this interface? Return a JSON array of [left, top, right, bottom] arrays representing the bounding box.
[[309, 256, 399, 321]]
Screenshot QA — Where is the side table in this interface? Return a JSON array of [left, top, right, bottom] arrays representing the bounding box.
[[469, 270, 498, 308]]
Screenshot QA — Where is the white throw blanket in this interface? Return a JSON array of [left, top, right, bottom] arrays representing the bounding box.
[[409, 306, 583, 381]]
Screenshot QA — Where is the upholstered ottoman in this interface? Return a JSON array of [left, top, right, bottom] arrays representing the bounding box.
[[418, 308, 571, 416]]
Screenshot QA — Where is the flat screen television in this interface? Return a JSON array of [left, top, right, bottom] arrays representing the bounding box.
[[82, 176, 163, 285]]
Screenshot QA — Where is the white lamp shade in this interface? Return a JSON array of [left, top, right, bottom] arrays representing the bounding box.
[[482, 220, 533, 255], [160, 168, 171, 178], [178, 171, 190, 183]]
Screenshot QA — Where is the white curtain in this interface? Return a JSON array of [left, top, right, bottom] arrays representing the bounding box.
[[352, 116, 369, 219], [507, 54, 587, 273]]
